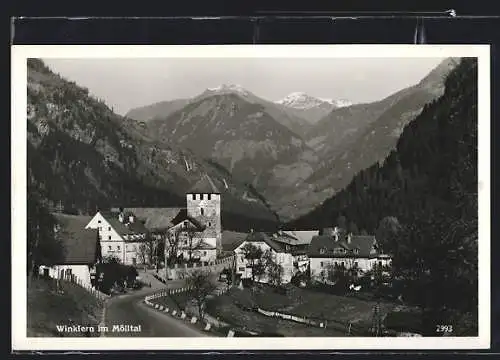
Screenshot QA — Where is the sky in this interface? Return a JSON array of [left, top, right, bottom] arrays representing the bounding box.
[[42, 57, 445, 116]]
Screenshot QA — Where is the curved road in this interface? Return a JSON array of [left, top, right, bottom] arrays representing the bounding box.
[[103, 272, 211, 337]]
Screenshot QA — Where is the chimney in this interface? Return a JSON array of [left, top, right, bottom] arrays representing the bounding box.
[[118, 212, 124, 223]]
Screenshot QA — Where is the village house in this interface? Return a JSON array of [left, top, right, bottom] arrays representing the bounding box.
[[308, 227, 392, 283], [39, 213, 101, 288], [117, 175, 223, 265], [85, 209, 150, 266], [273, 230, 319, 274], [234, 231, 295, 285]]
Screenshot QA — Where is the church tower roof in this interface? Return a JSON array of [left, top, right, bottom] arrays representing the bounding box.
[[188, 174, 220, 194]]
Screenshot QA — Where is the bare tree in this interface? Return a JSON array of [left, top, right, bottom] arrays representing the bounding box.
[[263, 250, 284, 287], [144, 233, 157, 267], [166, 227, 182, 266], [185, 270, 217, 321], [137, 243, 148, 265], [240, 243, 264, 283], [185, 225, 203, 263]]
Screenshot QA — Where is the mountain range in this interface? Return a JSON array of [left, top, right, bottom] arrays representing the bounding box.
[[27, 59, 279, 232], [126, 57, 459, 221], [27, 57, 461, 228]]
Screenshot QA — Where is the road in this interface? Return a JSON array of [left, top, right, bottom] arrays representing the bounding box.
[[103, 271, 211, 337]]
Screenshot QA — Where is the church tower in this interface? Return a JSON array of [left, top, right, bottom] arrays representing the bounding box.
[[186, 175, 222, 256]]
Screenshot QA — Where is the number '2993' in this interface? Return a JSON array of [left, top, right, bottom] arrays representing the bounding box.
[[436, 325, 453, 333]]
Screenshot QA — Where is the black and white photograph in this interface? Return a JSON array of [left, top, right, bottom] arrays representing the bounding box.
[[11, 45, 490, 350]]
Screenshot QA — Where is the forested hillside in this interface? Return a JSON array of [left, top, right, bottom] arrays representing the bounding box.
[[27, 59, 279, 232], [287, 58, 478, 328], [287, 57, 477, 235]]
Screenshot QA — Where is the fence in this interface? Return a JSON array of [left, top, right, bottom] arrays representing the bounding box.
[[143, 287, 237, 337], [68, 275, 111, 302], [164, 255, 235, 280]]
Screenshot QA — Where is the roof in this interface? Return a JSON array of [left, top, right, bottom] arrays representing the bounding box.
[[243, 232, 287, 253], [52, 213, 99, 265], [308, 234, 379, 258], [281, 230, 319, 245], [222, 230, 248, 251], [188, 174, 220, 194], [124, 207, 183, 230], [170, 209, 206, 231], [99, 211, 148, 236]]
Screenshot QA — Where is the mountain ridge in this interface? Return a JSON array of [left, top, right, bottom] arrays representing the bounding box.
[[27, 59, 279, 232]]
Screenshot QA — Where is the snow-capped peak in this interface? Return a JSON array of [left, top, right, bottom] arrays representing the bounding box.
[[319, 98, 353, 108], [206, 84, 250, 97], [276, 92, 352, 110]]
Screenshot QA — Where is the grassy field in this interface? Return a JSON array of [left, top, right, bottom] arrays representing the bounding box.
[[27, 277, 104, 337], [206, 284, 411, 337]]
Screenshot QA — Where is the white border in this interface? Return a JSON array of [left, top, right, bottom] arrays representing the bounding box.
[[11, 45, 491, 351]]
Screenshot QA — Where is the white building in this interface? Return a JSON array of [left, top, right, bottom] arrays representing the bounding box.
[[39, 213, 101, 288], [85, 209, 150, 266], [234, 232, 294, 285], [308, 228, 392, 283], [274, 230, 319, 274], [119, 176, 223, 265]]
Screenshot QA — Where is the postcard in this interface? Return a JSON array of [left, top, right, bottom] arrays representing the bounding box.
[[11, 44, 490, 351]]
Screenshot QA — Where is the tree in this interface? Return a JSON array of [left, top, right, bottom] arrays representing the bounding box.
[[166, 227, 182, 266], [263, 250, 284, 287], [185, 225, 202, 263], [136, 243, 147, 265], [336, 215, 347, 230], [392, 207, 478, 335], [240, 242, 264, 283], [142, 233, 158, 267], [185, 270, 216, 321], [348, 221, 359, 235], [375, 216, 402, 254], [27, 192, 64, 280], [102, 254, 122, 264]]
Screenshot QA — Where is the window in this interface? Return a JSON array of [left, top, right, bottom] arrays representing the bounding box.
[[108, 226, 111, 231], [354, 248, 359, 255], [239, 267, 245, 271], [117, 246, 121, 251], [108, 236, 111, 240], [203, 251, 207, 256], [354, 262, 359, 268], [320, 261, 324, 267], [208, 222, 211, 227], [319, 247, 326, 255], [108, 245, 112, 250], [193, 194, 197, 200], [208, 194, 211, 200], [98, 220, 101, 224], [200, 208, 204, 215]]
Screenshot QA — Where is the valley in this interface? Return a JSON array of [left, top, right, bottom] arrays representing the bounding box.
[[125, 58, 459, 221]]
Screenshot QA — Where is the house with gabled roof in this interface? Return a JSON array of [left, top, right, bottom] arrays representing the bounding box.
[[39, 213, 101, 288], [85, 208, 150, 266], [112, 176, 223, 264], [308, 227, 392, 283], [272, 230, 319, 274], [234, 231, 295, 284]]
